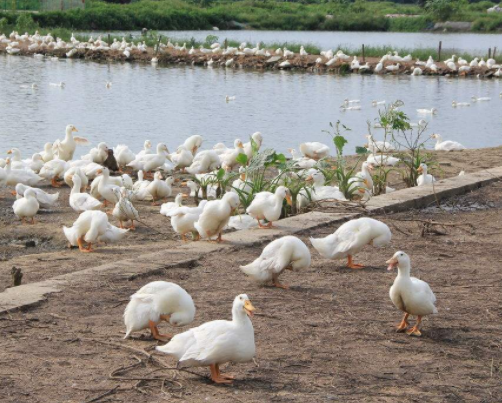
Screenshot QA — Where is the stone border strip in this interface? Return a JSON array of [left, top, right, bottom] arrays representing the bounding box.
[[1, 167, 501, 314]]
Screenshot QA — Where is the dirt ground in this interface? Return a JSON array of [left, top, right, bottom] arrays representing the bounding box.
[[0, 152, 501, 402], [1, 146, 500, 293]]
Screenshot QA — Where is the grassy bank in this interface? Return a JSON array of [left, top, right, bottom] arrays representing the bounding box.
[[1, 0, 501, 33]]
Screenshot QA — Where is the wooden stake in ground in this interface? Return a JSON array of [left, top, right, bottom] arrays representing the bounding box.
[[11, 267, 23, 287], [437, 41, 442, 62]]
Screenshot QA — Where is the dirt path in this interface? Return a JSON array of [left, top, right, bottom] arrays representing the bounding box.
[[1, 182, 501, 402]]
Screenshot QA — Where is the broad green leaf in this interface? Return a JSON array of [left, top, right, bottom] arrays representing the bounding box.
[[236, 153, 248, 165]]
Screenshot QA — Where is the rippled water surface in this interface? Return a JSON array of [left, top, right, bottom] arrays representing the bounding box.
[[1, 54, 501, 157]]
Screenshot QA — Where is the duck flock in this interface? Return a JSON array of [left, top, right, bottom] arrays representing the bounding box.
[[0, 119, 451, 384], [2, 30, 502, 77]]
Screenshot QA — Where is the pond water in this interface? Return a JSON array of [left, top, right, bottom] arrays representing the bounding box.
[[1, 54, 501, 158], [83, 30, 502, 56]]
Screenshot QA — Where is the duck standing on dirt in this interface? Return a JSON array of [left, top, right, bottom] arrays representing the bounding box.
[[386, 251, 438, 336], [124, 281, 196, 341], [310, 217, 391, 269], [246, 186, 292, 228], [13, 188, 39, 224], [156, 294, 255, 384], [240, 236, 311, 289], [194, 192, 239, 242]]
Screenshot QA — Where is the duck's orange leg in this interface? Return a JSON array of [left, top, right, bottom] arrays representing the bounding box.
[[77, 237, 92, 253], [272, 274, 289, 289], [148, 320, 172, 341], [347, 255, 365, 269], [396, 313, 410, 333], [209, 364, 233, 384], [406, 315, 422, 337]]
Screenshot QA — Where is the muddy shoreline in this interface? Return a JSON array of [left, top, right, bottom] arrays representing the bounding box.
[[2, 41, 501, 78]]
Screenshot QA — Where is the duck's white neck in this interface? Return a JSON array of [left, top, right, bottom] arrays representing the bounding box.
[[421, 166, 428, 175], [434, 135, 442, 144], [396, 262, 412, 279], [71, 178, 81, 194], [232, 307, 252, 327]]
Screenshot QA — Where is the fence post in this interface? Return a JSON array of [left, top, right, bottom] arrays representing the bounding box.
[[488, 48, 492, 59], [437, 41, 442, 62], [362, 44, 365, 63]]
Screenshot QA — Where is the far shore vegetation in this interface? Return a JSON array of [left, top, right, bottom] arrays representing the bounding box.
[[1, 0, 502, 33]]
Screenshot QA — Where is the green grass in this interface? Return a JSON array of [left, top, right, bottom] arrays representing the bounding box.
[[1, 0, 501, 33]]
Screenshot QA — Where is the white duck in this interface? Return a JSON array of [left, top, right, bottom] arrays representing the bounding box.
[[219, 139, 245, 171], [114, 144, 136, 168], [416, 163, 436, 186], [183, 135, 203, 154], [305, 172, 346, 202], [64, 166, 89, 191], [240, 236, 311, 289], [170, 145, 193, 171], [168, 200, 208, 241], [40, 142, 54, 162], [124, 281, 196, 341], [69, 174, 102, 213], [186, 150, 221, 174], [349, 161, 374, 193], [288, 148, 317, 169], [136, 140, 153, 158], [365, 134, 394, 153], [4, 158, 41, 186], [39, 158, 69, 187], [246, 186, 292, 228], [160, 192, 187, 216], [299, 142, 330, 160], [15, 183, 59, 208], [156, 294, 255, 384], [243, 132, 263, 160], [366, 153, 400, 167], [431, 134, 465, 151], [112, 187, 140, 229], [417, 108, 438, 115], [310, 217, 391, 269], [386, 251, 438, 337], [83, 142, 108, 164], [96, 167, 120, 206], [12, 188, 39, 224], [146, 172, 174, 205], [128, 143, 169, 174], [231, 167, 252, 194], [194, 192, 239, 242], [63, 210, 127, 252], [53, 124, 89, 161]]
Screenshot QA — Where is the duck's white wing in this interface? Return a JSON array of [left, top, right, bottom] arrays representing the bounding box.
[[411, 278, 437, 305], [72, 194, 101, 211], [332, 220, 371, 255], [178, 320, 235, 365]]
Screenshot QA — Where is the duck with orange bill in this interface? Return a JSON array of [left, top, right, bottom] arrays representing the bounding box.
[[386, 251, 438, 337], [156, 294, 255, 384], [52, 124, 89, 161], [246, 186, 292, 228]]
